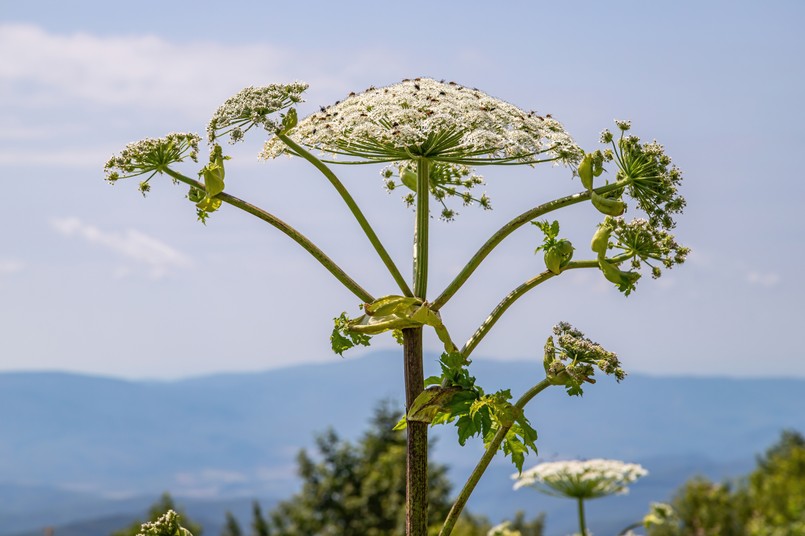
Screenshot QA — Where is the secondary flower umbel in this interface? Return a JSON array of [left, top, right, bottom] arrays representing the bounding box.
[[261, 77, 582, 165], [513, 459, 648, 499], [104, 132, 201, 195], [543, 322, 625, 396], [601, 121, 685, 230], [207, 83, 308, 144]]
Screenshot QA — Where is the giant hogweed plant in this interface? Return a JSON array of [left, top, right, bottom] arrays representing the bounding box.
[[105, 78, 688, 536]]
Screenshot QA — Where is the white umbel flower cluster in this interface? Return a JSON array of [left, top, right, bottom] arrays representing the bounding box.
[[136, 510, 193, 536], [513, 459, 648, 499], [207, 83, 308, 144], [262, 78, 581, 165], [487, 521, 522, 536]]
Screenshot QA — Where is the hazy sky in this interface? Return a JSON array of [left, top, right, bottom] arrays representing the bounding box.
[[1, 1, 803, 379]]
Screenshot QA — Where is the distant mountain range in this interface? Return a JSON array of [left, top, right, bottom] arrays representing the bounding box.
[[2, 352, 804, 535]]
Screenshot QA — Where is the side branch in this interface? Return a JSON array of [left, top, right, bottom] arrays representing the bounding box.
[[164, 168, 375, 303], [460, 261, 598, 358], [431, 181, 629, 311], [278, 134, 414, 297]]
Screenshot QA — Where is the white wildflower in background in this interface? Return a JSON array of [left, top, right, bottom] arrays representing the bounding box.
[[262, 77, 581, 165], [513, 459, 648, 499], [136, 510, 193, 536], [487, 521, 522, 536], [642, 502, 677, 527]]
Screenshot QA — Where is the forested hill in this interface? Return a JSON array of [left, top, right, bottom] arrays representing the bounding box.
[[2, 352, 804, 535]]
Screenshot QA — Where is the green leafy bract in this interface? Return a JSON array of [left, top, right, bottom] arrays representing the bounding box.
[[331, 312, 371, 356]]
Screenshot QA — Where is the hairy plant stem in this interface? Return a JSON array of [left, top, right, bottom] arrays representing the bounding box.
[[439, 378, 554, 536], [163, 168, 374, 303], [406, 156, 431, 536], [431, 180, 629, 311], [461, 260, 598, 358], [414, 158, 430, 298], [278, 134, 413, 297], [404, 327, 428, 536]]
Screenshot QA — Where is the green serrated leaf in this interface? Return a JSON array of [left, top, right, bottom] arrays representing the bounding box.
[[504, 434, 529, 473], [441, 351, 467, 370], [456, 415, 476, 446], [424, 375, 442, 387], [565, 382, 584, 397], [331, 312, 371, 356]]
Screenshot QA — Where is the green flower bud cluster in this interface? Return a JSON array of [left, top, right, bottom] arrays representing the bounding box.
[[381, 161, 489, 221], [543, 321, 624, 396], [590, 217, 641, 296], [532, 220, 574, 275], [577, 150, 606, 191], [578, 144, 626, 217], [587, 215, 689, 294]]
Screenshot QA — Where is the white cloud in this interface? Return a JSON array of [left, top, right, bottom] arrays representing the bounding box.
[[0, 23, 405, 118], [0, 259, 24, 275], [746, 271, 780, 288], [51, 217, 191, 278], [0, 147, 114, 167]]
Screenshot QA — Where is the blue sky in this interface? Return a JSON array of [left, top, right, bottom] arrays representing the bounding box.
[[1, 1, 803, 379]]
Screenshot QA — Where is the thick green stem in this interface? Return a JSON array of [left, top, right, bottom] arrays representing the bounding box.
[[163, 168, 374, 303], [279, 134, 414, 297], [406, 157, 431, 536], [461, 260, 599, 358], [578, 497, 588, 536], [439, 378, 553, 536], [403, 327, 428, 536], [414, 158, 430, 298], [431, 181, 629, 311]]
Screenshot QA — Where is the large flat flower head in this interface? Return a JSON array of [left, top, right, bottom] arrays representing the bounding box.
[[513, 459, 648, 500], [262, 78, 582, 166]]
